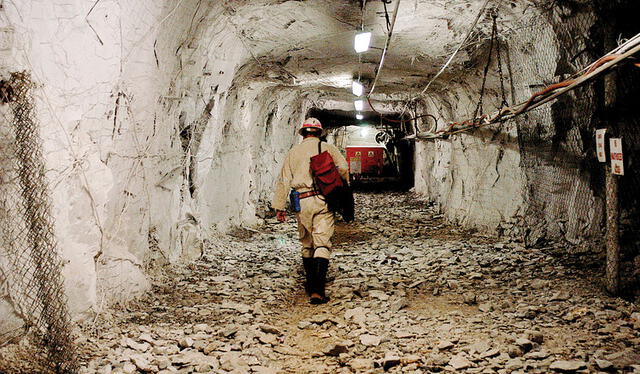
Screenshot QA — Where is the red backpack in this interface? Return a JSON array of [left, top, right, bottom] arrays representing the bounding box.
[[310, 142, 343, 196]]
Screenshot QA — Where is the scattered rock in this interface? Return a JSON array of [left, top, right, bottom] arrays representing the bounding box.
[[382, 353, 401, 371], [390, 297, 408, 311], [359, 334, 381, 347], [515, 338, 533, 353], [66, 192, 633, 374], [449, 354, 473, 370], [350, 358, 373, 370], [524, 350, 550, 360], [480, 349, 500, 359], [309, 314, 336, 325], [595, 359, 613, 370], [259, 324, 282, 335], [122, 337, 149, 352], [438, 340, 455, 350], [463, 292, 477, 305], [549, 360, 587, 372], [478, 303, 493, 312], [219, 352, 249, 372], [324, 343, 348, 356], [131, 354, 153, 372], [507, 345, 524, 358], [178, 337, 194, 348], [122, 362, 136, 374], [525, 330, 544, 344]]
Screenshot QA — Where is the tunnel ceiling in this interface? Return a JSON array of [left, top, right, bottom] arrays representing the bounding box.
[[218, 0, 538, 100]]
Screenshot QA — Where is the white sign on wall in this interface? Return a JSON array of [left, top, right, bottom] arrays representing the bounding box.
[[596, 129, 607, 162], [610, 138, 624, 176]]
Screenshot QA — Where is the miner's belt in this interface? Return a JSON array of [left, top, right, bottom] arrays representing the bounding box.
[[299, 190, 320, 199]]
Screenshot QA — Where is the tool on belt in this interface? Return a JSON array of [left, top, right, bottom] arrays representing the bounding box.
[[289, 190, 301, 212], [289, 189, 320, 213]]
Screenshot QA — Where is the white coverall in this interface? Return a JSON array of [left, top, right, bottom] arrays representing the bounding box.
[[272, 137, 349, 259]]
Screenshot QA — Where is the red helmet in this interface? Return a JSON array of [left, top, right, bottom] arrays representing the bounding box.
[[299, 117, 323, 135]]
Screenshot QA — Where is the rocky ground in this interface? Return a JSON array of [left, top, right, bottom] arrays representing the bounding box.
[[68, 191, 640, 373]]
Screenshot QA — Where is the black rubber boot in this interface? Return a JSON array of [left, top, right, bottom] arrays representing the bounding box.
[[302, 257, 315, 296], [310, 258, 330, 304]]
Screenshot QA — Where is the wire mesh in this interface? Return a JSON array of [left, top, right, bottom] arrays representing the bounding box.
[[509, 3, 603, 250], [413, 0, 639, 294], [503, 0, 639, 292], [0, 72, 77, 373]]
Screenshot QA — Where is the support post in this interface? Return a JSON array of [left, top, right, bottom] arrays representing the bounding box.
[[603, 27, 620, 295], [605, 168, 620, 294]]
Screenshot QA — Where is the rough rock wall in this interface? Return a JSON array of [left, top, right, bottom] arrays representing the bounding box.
[[143, 6, 306, 265], [509, 5, 605, 249], [413, 57, 527, 233], [0, 0, 205, 335], [413, 2, 633, 251], [0, 0, 304, 339], [412, 5, 587, 237]]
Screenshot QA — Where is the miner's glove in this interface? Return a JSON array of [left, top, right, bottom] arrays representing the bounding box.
[[276, 210, 287, 223]]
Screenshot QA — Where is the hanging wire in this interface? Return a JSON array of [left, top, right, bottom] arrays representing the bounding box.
[[367, 0, 401, 96], [473, 10, 499, 121], [397, 0, 493, 117], [408, 37, 640, 139], [382, 0, 392, 33]]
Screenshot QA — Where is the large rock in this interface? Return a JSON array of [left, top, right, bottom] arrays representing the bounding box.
[[549, 360, 587, 372], [359, 334, 381, 347], [449, 354, 473, 370]]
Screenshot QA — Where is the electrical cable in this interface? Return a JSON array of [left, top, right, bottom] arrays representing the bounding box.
[[418, 0, 492, 97], [366, 96, 437, 127], [383, 1, 391, 32], [397, 0, 493, 117], [367, 0, 401, 96], [473, 10, 500, 119], [407, 38, 640, 140]]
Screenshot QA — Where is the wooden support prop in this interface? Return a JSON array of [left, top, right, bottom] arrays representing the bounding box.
[[605, 165, 620, 295], [604, 31, 620, 296]]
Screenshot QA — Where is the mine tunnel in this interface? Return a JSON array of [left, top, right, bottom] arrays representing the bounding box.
[[307, 108, 415, 190], [1, 0, 640, 373]]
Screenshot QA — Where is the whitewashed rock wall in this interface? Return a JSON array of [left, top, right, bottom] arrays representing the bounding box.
[[413, 75, 526, 233], [413, 7, 606, 248], [412, 10, 551, 234], [0, 0, 305, 340], [0, 0, 205, 336]]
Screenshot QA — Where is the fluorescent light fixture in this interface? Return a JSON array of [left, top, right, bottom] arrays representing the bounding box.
[[356, 113, 364, 120], [360, 127, 369, 137], [352, 81, 364, 96], [354, 100, 364, 111], [354, 32, 372, 53]]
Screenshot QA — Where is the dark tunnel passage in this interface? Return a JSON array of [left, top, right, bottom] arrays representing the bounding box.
[[307, 108, 415, 190]]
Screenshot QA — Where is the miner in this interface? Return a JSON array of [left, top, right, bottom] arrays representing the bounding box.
[[272, 118, 349, 304]]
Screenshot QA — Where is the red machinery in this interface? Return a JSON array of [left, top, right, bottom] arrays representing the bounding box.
[[346, 146, 385, 181]]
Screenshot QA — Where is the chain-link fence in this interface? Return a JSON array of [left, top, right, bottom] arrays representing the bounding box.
[[0, 72, 76, 373]]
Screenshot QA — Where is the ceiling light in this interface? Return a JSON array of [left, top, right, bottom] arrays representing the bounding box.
[[354, 32, 372, 53], [356, 113, 364, 120], [354, 100, 364, 111], [352, 81, 364, 96]]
